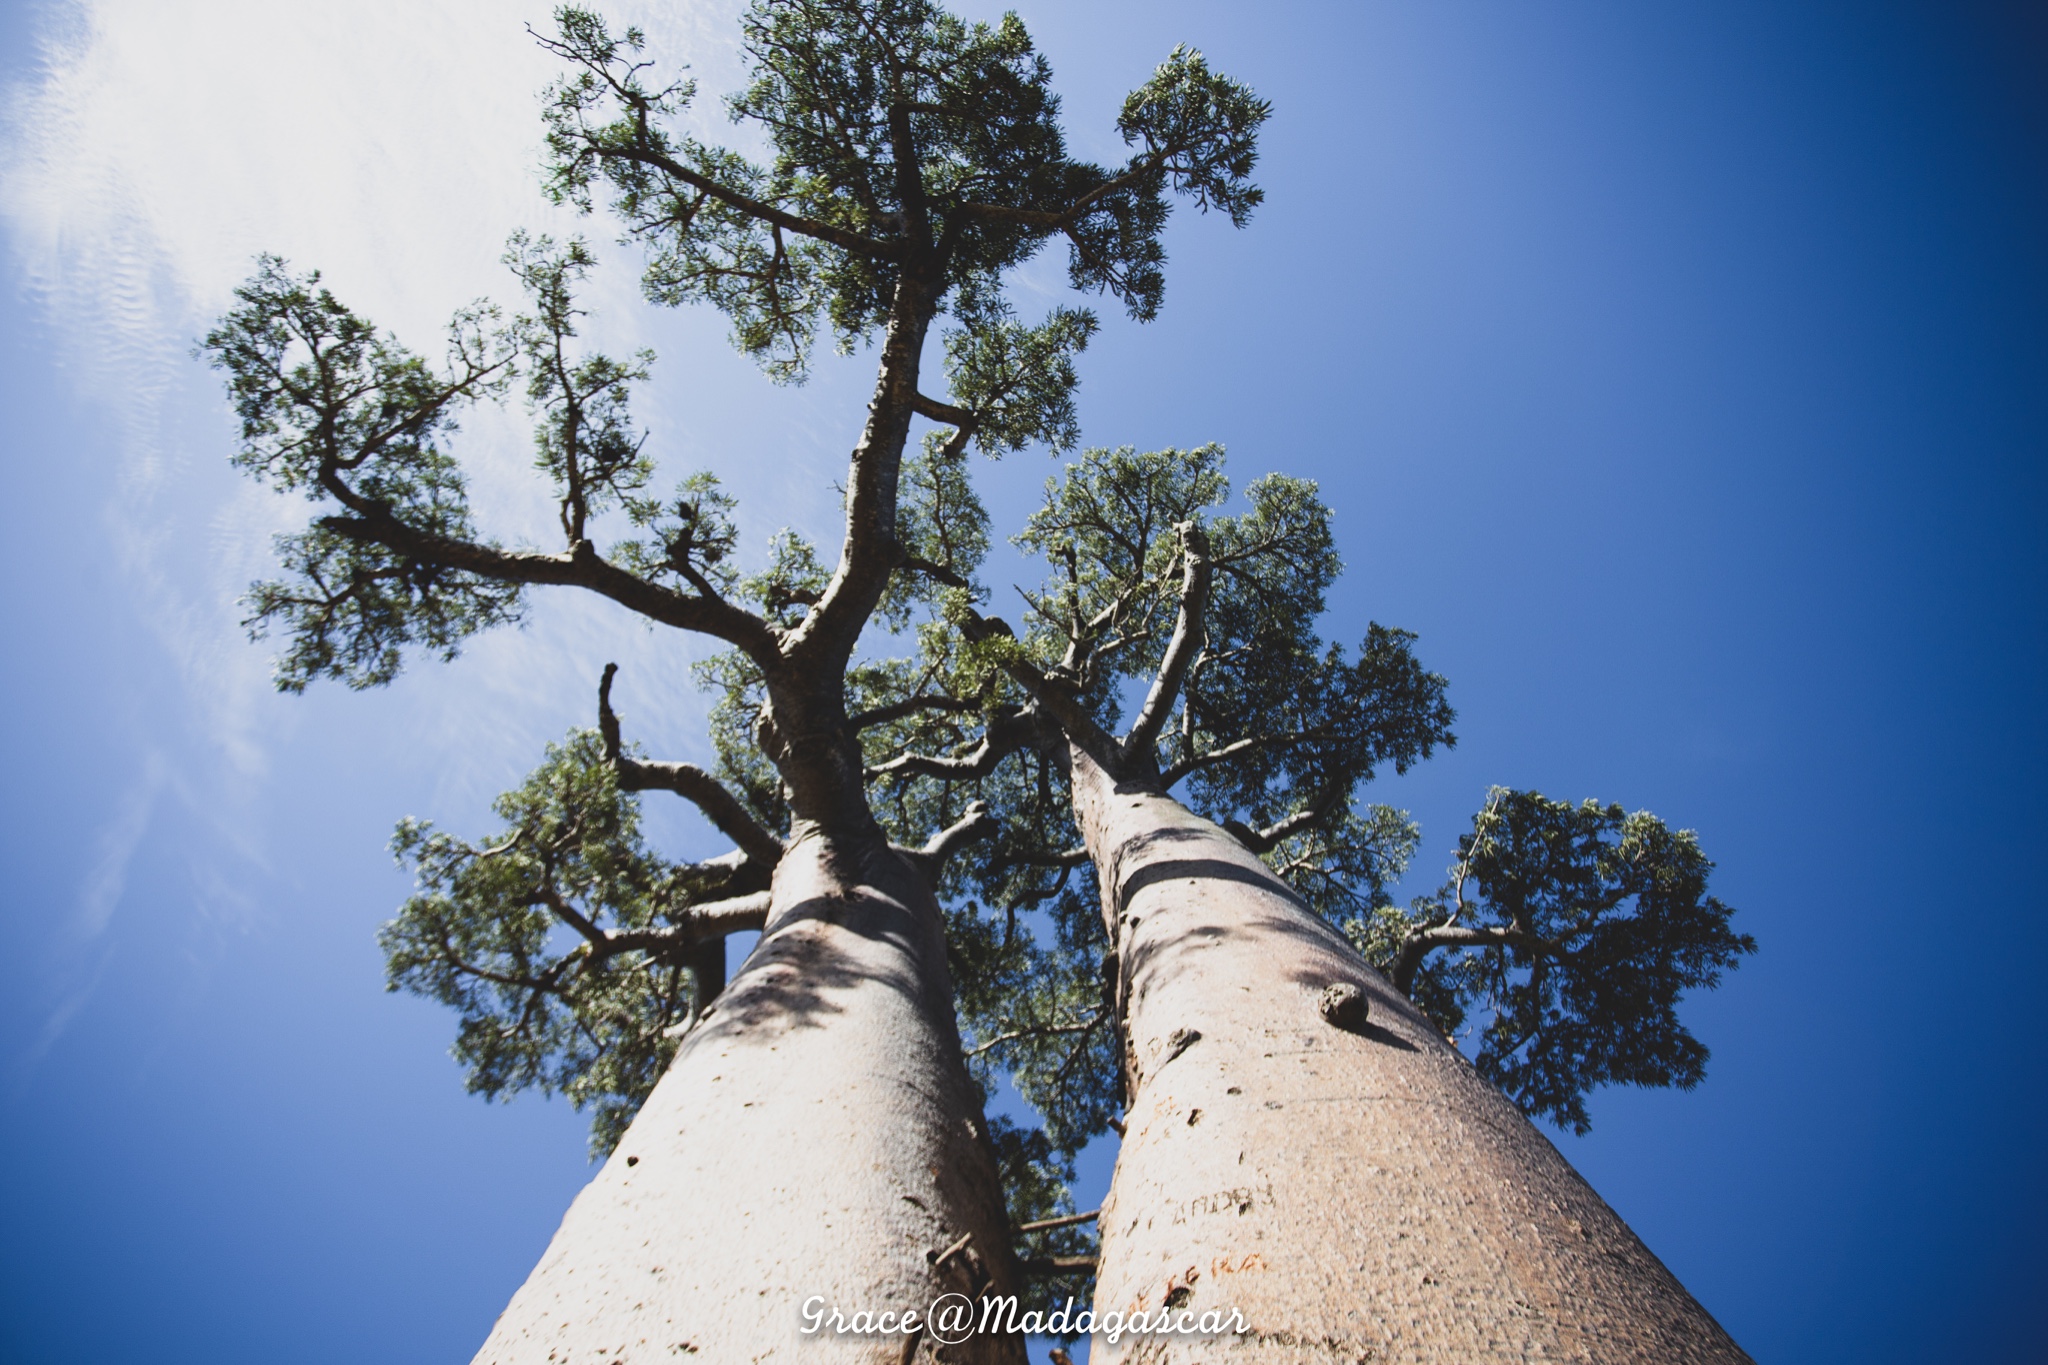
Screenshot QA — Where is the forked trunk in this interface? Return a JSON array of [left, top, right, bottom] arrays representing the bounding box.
[[474, 825, 1024, 1364], [1068, 746, 1749, 1364]]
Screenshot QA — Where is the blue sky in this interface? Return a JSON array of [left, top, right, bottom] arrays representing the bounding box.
[[2, 2, 2043, 1362]]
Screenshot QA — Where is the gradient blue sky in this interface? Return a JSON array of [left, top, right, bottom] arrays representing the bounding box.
[[3, 2, 2044, 1362]]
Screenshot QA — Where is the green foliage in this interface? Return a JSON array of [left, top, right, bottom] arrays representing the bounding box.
[[380, 732, 738, 1155], [241, 527, 522, 693], [204, 241, 684, 692], [505, 232, 657, 542], [1014, 442, 1230, 686], [1351, 790, 1758, 1135], [210, 0, 1289, 1225], [538, 0, 1267, 378], [874, 431, 994, 628], [507, 233, 756, 611], [1117, 47, 1268, 228], [670, 527, 844, 840], [203, 257, 509, 499], [691, 646, 790, 833], [900, 435, 992, 576], [946, 874, 1119, 1162], [986, 1113, 1097, 1314], [1266, 803, 1422, 923], [1074, 46, 1269, 316], [1014, 444, 1456, 861], [852, 444, 1458, 1170], [200, 257, 520, 690], [613, 471, 745, 598], [741, 527, 831, 627], [942, 305, 1099, 456]]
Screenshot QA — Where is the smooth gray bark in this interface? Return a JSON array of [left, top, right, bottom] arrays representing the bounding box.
[[474, 827, 1022, 1363], [1067, 746, 1750, 1364]]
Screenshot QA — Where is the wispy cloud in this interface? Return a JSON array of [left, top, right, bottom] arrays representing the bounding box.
[[21, 750, 167, 1067], [73, 751, 164, 941], [1, 0, 749, 766], [1, 0, 803, 1049]]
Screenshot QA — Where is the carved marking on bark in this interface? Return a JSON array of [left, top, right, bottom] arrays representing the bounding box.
[[1169, 1183, 1275, 1226], [1209, 1252, 1267, 1277]]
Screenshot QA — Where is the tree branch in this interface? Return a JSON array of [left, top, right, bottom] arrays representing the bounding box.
[[599, 891, 774, 957], [318, 513, 780, 663], [1223, 785, 1345, 856], [534, 27, 897, 262], [1157, 727, 1333, 789], [911, 392, 972, 426], [1120, 522, 1210, 765], [957, 608, 1122, 771], [1013, 1210, 1099, 1234], [535, 881, 610, 949], [954, 145, 1181, 233], [1391, 922, 1534, 997], [899, 553, 972, 590], [865, 708, 1042, 781], [434, 931, 575, 999], [682, 890, 774, 938], [783, 277, 935, 674], [848, 692, 983, 732], [993, 845, 1090, 871], [965, 1008, 1106, 1059], [598, 665, 785, 867], [896, 801, 998, 887]]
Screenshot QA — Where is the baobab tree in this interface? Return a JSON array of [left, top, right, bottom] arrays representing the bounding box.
[[873, 443, 1758, 1360], [200, 1, 1268, 1359]]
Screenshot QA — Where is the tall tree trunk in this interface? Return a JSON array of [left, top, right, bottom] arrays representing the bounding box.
[[1066, 745, 1749, 1364], [474, 825, 1023, 1364]]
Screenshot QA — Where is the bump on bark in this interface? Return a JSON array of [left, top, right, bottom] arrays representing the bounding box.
[[1318, 981, 1369, 1034]]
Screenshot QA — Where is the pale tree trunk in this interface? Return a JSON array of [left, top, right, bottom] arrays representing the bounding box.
[[1067, 746, 1749, 1364], [474, 826, 1024, 1364]]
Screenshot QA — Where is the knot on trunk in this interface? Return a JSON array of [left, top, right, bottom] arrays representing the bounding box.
[[1319, 981, 1370, 1033], [1162, 1027, 1201, 1065]]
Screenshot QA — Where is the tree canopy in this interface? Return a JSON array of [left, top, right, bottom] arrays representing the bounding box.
[[1356, 788, 1758, 1134], [539, 0, 1266, 377], [381, 730, 767, 1155], [846, 440, 1752, 1164]]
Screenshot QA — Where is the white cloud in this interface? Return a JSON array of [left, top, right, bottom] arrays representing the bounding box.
[[73, 749, 166, 941], [18, 751, 167, 1067], [0, 0, 836, 1047], [0, 0, 779, 757]]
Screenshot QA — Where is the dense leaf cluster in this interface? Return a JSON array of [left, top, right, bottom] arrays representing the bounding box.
[[381, 732, 743, 1154], [201, 259, 521, 690], [540, 1, 1268, 378], [1351, 790, 1758, 1134]]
